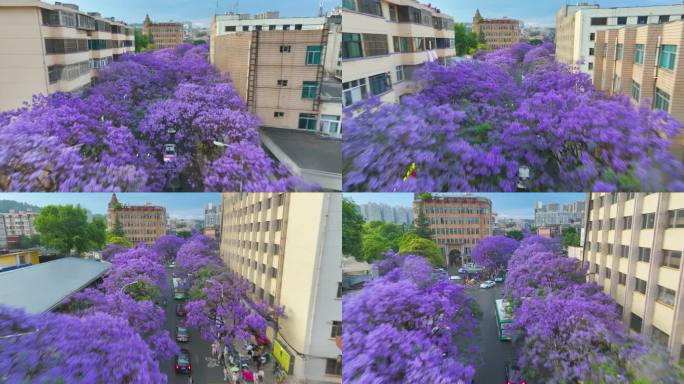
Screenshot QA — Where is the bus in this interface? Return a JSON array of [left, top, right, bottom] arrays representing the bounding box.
[[495, 299, 514, 341], [173, 277, 185, 300]]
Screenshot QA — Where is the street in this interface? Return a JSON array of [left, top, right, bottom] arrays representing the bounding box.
[[447, 266, 516, 384]]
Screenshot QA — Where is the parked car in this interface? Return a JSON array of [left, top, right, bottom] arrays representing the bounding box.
[[480, 280, 496, 289], [174, 290, 186, 300], [176, 326, 189, 342], [169, 262, 176, 269], [458, 267, 467, 274], [450, 275, 463, 282], [163, 144, 177, 163], [175, 304, 186, 317], [494, 274, 505, 283], [505, 362, 526, 384], [175, 349, 192, 374]]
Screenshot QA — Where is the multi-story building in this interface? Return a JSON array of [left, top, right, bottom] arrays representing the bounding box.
[[106, 194, 166, 245], [142, 14, 182, 49], [210, 13, 342, 191], [592, 21, 684, 161], [413, 194, 493, 264], [534, 200, 585, 228], [357, 202, 413, 225], [0, 0, 135, 111], [0, 249, 39, 269], [572, 192, 684, 360], [0, 209, 39, 238], [472, 9, 521, 50], [204, 203, 220, 229], [219, 193, 342, 383], [555, 3, 684, 78], [342, 0, 455, 105], [0, 219, 7, 249]]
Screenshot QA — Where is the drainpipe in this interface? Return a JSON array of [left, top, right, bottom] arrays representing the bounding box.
[[652, 35, 662, 109]]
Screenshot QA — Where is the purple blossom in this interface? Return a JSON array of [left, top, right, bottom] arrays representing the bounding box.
[[471, 235, 519, 271]]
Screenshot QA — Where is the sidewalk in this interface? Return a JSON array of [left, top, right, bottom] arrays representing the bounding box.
[[204, 340, 278, 383]]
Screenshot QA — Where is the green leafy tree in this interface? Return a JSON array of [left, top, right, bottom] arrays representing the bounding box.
[[342, 198, 365, 259], [107, 235, 131, 248], [123, 280, 161, 302], [361, 221, 403, 262], [177, 230, 192, 239], [111, 216, 125, 238], [414, 195, 433, 240], [454, 23, 478, 56], [398, 232, 444, 267], [134, 29, 151, 52], [34, 205, 106, 255], [506, 230, 524, 241], [562, 227, 581, 248], [17, 236, 33, 249]]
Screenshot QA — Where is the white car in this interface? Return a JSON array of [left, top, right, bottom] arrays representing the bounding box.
[[450, 275, 463, 282], [170, 262, 176, 269], [480, 280, 496, 289]]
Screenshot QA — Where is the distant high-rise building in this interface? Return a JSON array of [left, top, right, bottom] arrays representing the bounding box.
[[472, 9, 521, 50], [571, 192, 684, 360], [0, 218, 8, 249], [106, 194, 166, 245], [413, 194, 493, 264], [219, 193, 342, 383], [534, 200, 585, 228], [204, 203, 220, 229], [143, 14, 183, 49], [358, 202, 413, 225]]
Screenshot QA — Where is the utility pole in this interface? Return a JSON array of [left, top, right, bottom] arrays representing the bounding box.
[[319, 0, 324, 17]]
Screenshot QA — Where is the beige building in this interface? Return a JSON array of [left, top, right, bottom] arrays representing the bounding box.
[[219, 193, 342, 383], [571, 192, 684, 360], [472, 9, 521, 50], [0, 209, 38, 237], [555, 3, 684, 78], [106, 194, 166, 245], [0, 0, 135, 111], [593, 21, 684, 161], [413, 194, 493, 265], [142, 14, 182, 49], [342, 0, 455, 105]]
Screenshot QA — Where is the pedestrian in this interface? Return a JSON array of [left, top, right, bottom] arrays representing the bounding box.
[[257, 369, 264, 383], [223, 366, 229, 382], [188, 374, 193, 384], [255, 356, 262, 370], [231, 370, 240, 384]]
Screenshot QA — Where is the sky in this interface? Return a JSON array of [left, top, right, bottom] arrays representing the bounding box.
[[344, 193, 585, 219], [67, 0, 328, 27], [0, 193, 220, 219], [429, 0, 679, 26]]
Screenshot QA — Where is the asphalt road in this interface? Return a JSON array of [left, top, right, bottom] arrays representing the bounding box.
[[160, 267, 225, 384], [447, 266, 517, 384]]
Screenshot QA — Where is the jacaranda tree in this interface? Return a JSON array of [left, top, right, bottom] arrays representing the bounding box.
[[343, 254, 479, 383], [343, 42, 684, 191], [470, 235, 519, 271], [0, 44, 306, 191]]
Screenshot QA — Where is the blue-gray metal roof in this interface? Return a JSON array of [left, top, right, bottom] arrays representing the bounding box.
[[0, 257, 111, 314]]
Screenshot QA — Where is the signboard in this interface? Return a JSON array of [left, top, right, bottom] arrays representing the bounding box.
[[273, 340, 292, 374]]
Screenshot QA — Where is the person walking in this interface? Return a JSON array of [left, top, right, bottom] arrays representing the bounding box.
[[187, 374, 194, 384], [223, 365, 229, 382]]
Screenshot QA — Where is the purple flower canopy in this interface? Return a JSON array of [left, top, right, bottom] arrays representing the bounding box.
[[343, 42, 684, 191], [0, 44, 307, 191]]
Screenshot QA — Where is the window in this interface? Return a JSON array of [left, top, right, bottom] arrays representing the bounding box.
[[389, 4, 398, 22], [616, 44, 623, 60], [635, 278, 647, 294], [589, 48, 595, 56], [240, 25, 249, 32], [224, 25, 236, 32], [320, 115, 341, 136], [269, 294, 275, 306], [342, 0, 355, 11], [269, 25, 276, 30], [331, 321, 342, 337], [276, 79, 288, 86], [255, 25, 262, 31], [667, 209, 684, 228], [325, 358, 342, 376], [306, 46, 322, 64], [605, 267, 611, 279], [662, 249, 682, 269], [45, 38, 88, 54], [607, 244, 614, 255], [618, 272, 627, 285], [298, 113, 317, 130], [659, 45, 677, 70], [631, 81, 641, 102], [273, 111, 284, 118], [302, 81, 318, 99], [279, 45, 291, 53], [655, 88, 671, 112], [357, 0, 382, 17], [337, 282, 342, 298], [588, 62, 594, 70], [657, 286, 676, 306], [630, 313, 643, 332], [635, 44, 644, 64], [591, 17, 608, 26], [637, 247, 650, 263], [617, 16, 627, 25], [283, 25, 290, 30], [395, 65, 404, 82], [620, 245, 630, 258], [659, 15, 670, 24], [636, 16, 648, 24], [342, 78, 368, 107], [641, 213, 655, 229], [609, 218, 616, 230], [368, 72, 391, 95], [341, 33, 363, 59], [363, 33, 389, 57], [271, 267, 278, 279], [294, 24, 302, 30], [589, 32, 595, 41]]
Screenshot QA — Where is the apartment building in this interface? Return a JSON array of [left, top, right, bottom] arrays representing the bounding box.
[[0, 0, 135, 111], [142, 14, 182, 49], [219, 193, 342, 383], [593, 21, 684, 161], [0, 209, 38, 238], [210, 13, 342, 191], [413, 194, 493, 264], [106, 194, 166, 245], [358, 202, 413, 225], [555, 3, 684, 78], [0, 219, 7, 249], [204, 203, 221, 229], [534, 200, 585, 228], [472, 9, 521, 50], [572, 192, 684, 360], [342, 0, 455, 105]]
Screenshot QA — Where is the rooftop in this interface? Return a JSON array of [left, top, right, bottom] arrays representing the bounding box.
[[0, 257, 111, 314]]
